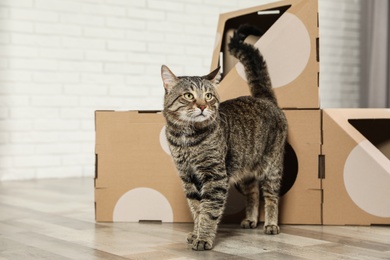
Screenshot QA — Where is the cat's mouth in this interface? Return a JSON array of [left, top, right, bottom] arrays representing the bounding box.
[[189, 112, 210, 122], [196, 110, 210, 118], [178, 109, 212, 123], [192, 116, 209, 123], [195, 111, 214, 122], [197, 112, 206, 117]]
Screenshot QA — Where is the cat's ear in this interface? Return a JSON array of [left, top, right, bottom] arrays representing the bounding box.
[[203, 66, 221, 85], [161, 65, 178, 93]]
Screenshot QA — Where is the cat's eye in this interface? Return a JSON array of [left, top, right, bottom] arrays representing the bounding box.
[[183, 93, 194, 100], [205, 93, 213, 101]]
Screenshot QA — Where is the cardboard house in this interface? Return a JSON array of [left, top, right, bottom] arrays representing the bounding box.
[[211, 0, 319, 109], [95, 111, 191, 222], [211, 0, 323, 224], [94, 0, 390, 226], [94, 109, 322, 224], [95, 0, 322, 224], [322, 109, 390, 225]]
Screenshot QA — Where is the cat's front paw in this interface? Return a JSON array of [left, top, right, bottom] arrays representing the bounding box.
[[187, 232, 196, 244], [264, 224, 280, 235], [240, 219, 258, 229], [192, 238, 213, 251]]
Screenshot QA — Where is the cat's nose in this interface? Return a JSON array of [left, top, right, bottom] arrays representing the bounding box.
[[198, 105, 207, 111]]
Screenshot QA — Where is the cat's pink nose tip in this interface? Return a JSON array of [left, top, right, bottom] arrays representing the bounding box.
[[198, 105, 207, 111]]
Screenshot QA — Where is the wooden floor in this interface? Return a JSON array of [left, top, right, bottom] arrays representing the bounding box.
[[0, 178, 390, 260]]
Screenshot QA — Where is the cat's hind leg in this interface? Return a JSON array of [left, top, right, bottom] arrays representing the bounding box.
[[236, 178, 260, 229], [261, 170, 281, 235]]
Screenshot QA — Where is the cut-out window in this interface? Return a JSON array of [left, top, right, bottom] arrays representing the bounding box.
[[348, 119, 390, 160], [280, 142, 298, 197], [221, 5, 292, 76]]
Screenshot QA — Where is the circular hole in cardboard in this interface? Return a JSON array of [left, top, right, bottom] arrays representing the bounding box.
[[280, 142, 298, 197]]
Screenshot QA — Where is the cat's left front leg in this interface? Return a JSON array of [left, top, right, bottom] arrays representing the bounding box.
[[191, 178, 229, 251]]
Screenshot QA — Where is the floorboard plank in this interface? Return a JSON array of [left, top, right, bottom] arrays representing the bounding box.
[[0, 178, 389, 260]]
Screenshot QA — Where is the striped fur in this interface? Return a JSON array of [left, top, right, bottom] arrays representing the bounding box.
[[161, 24, 287, 251]]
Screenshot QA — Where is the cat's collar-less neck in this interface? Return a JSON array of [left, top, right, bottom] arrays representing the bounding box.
[[166, 119, 217, 136]]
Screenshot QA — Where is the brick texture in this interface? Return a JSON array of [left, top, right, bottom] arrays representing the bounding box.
[[0, 0, 362, 180]]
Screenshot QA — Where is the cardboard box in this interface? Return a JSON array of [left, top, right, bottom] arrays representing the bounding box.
[[277, 109, 322, 224], [95, 111, 192, 222], [322, 109, 390, 225], [95, 110, 322, 224], [211, 0, 319, 109]]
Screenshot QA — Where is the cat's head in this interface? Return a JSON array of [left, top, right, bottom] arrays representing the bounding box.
[[161, 65, 221, 125]]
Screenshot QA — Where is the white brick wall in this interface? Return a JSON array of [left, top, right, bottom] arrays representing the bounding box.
[[0, 0, 362, 180]]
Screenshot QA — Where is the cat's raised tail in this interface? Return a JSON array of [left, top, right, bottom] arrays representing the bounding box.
[[228, 24, 277, 105]]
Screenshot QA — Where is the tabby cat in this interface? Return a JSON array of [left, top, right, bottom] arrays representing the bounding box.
[[161, 24, 287, 251]]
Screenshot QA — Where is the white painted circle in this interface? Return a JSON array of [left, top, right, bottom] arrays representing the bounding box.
[[113, 187, 174, 222], [236, 12, 311, 88], [344, 140, 390, 217], [159, 126, 171, 156]]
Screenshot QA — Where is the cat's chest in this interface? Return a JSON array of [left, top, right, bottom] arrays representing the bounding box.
[[168, 137, 202, 163], [169, 145, 192, 171], [166, 125, 224, 163], [169, 141, 191, 159], [177, 135, 191, 146], [168, 131, 204, 149]]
